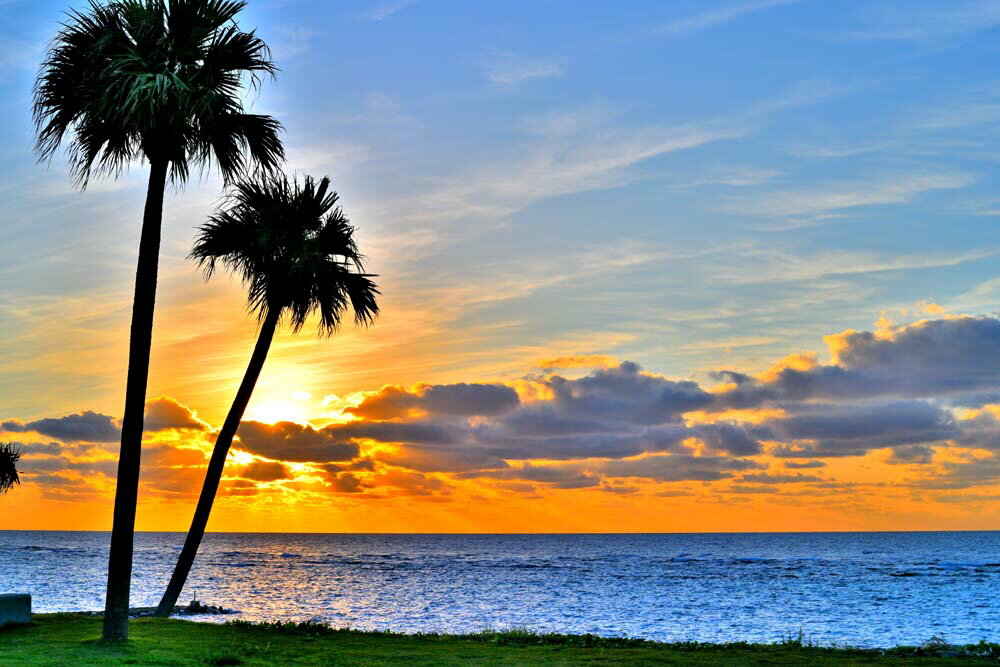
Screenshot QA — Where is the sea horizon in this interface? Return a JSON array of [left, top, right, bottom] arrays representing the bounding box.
[[5, 529, 999, 535]]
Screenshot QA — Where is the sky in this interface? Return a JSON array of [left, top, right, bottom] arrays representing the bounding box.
[[3, 0, 1000, 532]]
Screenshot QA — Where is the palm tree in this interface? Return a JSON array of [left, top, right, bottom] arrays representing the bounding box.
[[33, 0, 284, 640], [0, 443, 21, 494], [154, 174, 379, 617]]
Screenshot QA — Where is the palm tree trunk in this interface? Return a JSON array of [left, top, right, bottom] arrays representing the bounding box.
[[103, 158, 169, 641], [154, 307, 280, 617]]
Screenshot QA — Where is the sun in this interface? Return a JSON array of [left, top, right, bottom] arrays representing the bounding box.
[[244, 392, 313, 424]]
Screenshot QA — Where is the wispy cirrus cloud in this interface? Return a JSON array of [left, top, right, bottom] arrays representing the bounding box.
[[360, 0, 420, 22], [724, 170, 978, 228], [488, 53, 565, 85], [846, 0, 1000, 43], [653, 0, 801, 37]]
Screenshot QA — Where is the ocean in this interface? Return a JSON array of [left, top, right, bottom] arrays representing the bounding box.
[[1, 531, 997, 647]]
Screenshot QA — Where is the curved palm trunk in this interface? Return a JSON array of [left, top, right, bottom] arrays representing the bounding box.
[[103, 158, 169, 642], [154, 308, 280, 617]]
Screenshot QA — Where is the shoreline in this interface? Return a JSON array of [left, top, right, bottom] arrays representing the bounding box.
[[1, 614, 998, 666], [12, 613, 1000, 655]]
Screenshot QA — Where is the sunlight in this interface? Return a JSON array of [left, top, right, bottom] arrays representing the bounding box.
[[244, 395, 312, 424]]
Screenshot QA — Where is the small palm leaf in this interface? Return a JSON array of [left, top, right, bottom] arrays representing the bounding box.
[[0, 443, 22, 494]]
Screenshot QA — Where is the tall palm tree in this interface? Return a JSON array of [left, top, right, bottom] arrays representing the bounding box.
[[154, 174, 379, 617], [0, 443, 21, 494], [33, 0, 284, 640]]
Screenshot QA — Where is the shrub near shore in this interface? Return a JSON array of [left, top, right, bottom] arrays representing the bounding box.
[[0, 614, 998, 666]]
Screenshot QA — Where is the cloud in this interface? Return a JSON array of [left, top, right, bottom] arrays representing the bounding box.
[[766, 401, 957, 458], [599, 454, 764, 482], [537, 354, 620, 370], [654, 0, 800, 37], [727, 171, 977, 227], [145, 397, 209, 431], [909, 457, 1000, 490], [240, 461, 292, 482], [370, 469, 451, 496], [784, 460, 826, 469], [347, 382, 520, 420], [329, 472, 365, 493], [361, 0, 419, 22], [716, 317, 1000, 408], [237, 421, 360, 462], [847, 1, 1000, 43], [886, 444, 935, 465], [545, 361, 714, 424], [2, 411, 120, 443], [739, 472, 823, 483], [17, 315, 1000, 505], [489, 53, 564, 85]]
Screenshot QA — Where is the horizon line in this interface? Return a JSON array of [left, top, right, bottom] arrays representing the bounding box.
[[1, 529, 997, 535]]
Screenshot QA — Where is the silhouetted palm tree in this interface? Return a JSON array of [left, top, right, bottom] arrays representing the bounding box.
[[33, 0, 284, 640], [154, 174, 379, 617], [0, 443, 21, 494]]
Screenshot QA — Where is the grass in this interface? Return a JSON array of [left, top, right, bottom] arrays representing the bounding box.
[[0, 614, 998, 666]]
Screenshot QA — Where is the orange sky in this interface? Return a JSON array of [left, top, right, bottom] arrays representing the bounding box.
[[5, 298, 1000, 532]]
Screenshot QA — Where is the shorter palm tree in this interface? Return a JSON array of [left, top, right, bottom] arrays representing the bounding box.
[[155, 174, 379, 616], [0, 443, 21, 494]]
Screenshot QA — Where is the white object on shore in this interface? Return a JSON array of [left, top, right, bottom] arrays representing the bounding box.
[[0, 594, 31, 627]]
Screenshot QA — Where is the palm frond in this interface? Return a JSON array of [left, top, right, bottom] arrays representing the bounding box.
[[0, 443, 22, 494], [33, 0, 284, 188], [191, 174, 380, 336]]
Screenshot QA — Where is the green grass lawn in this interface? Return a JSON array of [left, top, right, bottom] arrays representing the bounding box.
[[0, 614, 997, 666]]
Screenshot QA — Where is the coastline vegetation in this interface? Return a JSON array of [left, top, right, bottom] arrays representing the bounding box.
[[1, 614, 997, 666]]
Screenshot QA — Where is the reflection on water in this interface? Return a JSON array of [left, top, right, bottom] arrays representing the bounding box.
[[3, 531, 999, 647]]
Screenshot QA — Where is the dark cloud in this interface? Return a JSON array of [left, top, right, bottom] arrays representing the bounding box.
[[715, 317, 1000, 410], [420, 383, 520, 416], [766, 401, 956, 458], [323, 420, 460, 445], [145, 397, 209, 431], [908, 456, 1000, 490], [462, 463, 599, 489], [546, 361, 713, 424], [783, 460, 826, 469], [241, 461, 292, 482], [13, 441, 64, 456], [371, 470, 451, 496], [345, 386, 416, 420], [834, 317, 1000, 391], [600, 482, 639, 494], [347, 383, 519, 420], [693, 423, 763, 456], [599, 454, 764, 482], [886, 444, 935, 465], [379, 446, 510, 473], [19, 456, 118, 477], [322, 459, 376, 473], [329, 472, 365, 493], [728, 485, 779, 494], [739, 473, 823, 484], [2, 411, 120, 443], [237, 421, 359, 462]]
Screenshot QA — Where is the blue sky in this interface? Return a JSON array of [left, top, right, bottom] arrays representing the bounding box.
[[3, 0, 1000, 417]]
